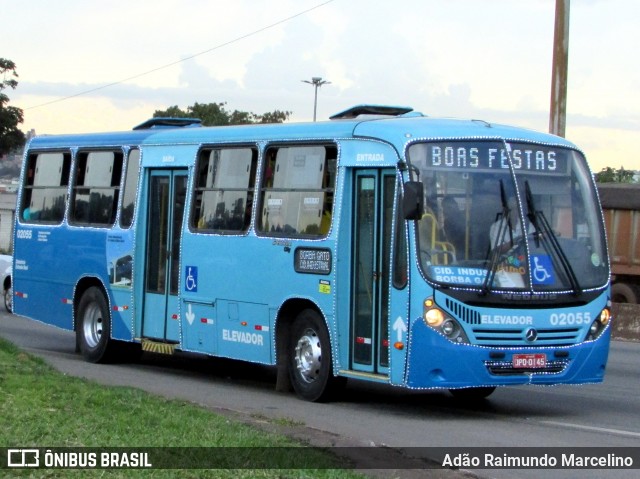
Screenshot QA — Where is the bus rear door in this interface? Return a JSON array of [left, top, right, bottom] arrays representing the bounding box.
[[141, 169, 188, 343]]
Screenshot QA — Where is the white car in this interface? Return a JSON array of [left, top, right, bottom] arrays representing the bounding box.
[[0, 254, 12, 313]]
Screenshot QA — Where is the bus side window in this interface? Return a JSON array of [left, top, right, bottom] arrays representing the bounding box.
[[191, 147, 257, 234], [20, 152, 71, 224], [120, 148, 140, 228], [70, 151, 123, 226], [259, 144, 336, 238]]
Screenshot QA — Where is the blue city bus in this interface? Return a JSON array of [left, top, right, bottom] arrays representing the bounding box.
[[12, 105, 611, 401]]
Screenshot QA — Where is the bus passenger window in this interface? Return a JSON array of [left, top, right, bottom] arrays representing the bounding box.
[[191, 147, 257, 234], [20, 152, 71, 224], [70, 151, 123, 226], [120, 148, 140, 228], [258, 144, 337, 238]]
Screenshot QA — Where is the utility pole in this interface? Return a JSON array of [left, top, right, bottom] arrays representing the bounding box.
[[549, 0, 570, 137], [302, 77, 330, 121]]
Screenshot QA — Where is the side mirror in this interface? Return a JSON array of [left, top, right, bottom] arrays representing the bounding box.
[[403, 181, 424, 220]]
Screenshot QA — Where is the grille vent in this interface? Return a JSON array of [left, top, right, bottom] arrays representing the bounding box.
[[445, 298, 481, 325]]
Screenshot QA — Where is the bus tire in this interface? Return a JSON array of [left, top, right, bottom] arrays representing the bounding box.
[[288, 309, 342, 402], [4, 284, 12, 313], [611, 282, 638, 304], [449, 386, 496, 401], [77, 286, 113, 363]]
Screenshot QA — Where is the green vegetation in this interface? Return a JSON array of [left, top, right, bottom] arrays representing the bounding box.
[[0, 337, 363, 478], [153, 102, 291, 126], [595, 166, 636, 183], [0, 58, 26, 156]]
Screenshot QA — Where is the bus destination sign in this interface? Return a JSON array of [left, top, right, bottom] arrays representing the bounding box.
[[294, 248, 332, 275], [416, 142, 571, 174]]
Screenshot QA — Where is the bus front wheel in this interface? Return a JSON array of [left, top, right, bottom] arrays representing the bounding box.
[[288, 309, 343, 402], [77, 287, 113, 363]]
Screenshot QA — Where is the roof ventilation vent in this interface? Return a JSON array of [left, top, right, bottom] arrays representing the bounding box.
[[330, 104, 414, 120], [133, 117, 203, 130]]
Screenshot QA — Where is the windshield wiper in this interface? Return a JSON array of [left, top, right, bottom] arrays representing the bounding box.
[[524, 181, 581, 295], [481, 180, 511, 295]]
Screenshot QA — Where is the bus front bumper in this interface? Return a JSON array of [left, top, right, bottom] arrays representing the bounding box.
[[405, 319, 611, 390]]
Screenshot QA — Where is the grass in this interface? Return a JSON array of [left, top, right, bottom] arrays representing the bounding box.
[[0, 337, 365, 478]]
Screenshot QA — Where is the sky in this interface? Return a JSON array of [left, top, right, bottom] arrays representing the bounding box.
[[2, 0, 639, 173]]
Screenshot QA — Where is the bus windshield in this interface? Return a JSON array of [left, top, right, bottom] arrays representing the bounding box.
[[407, 140, 609, 293]]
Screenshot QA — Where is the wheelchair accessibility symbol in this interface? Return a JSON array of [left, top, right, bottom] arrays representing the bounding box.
[[185, 266, 198, 292], [531, 255, 554, 285]]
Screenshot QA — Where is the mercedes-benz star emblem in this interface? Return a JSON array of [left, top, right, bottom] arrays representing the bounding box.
[[525, 328, 538, 342]]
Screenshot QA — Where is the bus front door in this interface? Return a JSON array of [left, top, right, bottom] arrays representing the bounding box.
[[351, 169, 398, 376], [142, 169, 187, 343]]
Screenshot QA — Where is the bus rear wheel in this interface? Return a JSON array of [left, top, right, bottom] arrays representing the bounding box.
[[77, 286, 113, 363], [288, 309, 343, 402]]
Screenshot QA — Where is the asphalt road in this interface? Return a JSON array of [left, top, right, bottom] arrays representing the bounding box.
[[1, 311, 638, 479]]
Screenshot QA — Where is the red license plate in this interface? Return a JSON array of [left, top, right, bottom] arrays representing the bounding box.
[[512, 353, 547, 369]]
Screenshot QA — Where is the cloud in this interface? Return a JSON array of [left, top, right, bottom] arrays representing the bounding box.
[[7, 0, 638, 172]]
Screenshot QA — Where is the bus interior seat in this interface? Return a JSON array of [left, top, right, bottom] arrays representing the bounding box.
[[419, 212, 456, 265]]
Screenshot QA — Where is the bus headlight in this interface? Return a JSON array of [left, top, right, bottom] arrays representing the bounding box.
[[425, 308, 445, 327], [441, 319, 456, 336], [587, 306, 611, 341], [423, 298, 469, 344]]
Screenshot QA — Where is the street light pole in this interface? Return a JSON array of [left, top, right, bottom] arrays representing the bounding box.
[[549, 0, 570, 137], [302, 77, 330, 121]]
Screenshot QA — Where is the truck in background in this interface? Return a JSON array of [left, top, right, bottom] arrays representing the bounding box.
[[598, 183, 640, 303]]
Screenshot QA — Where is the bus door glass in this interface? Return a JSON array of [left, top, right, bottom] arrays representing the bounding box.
[[351, 169, 396, 374], [142, 169, 187, 342]]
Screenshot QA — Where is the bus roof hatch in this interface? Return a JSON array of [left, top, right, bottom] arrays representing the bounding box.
[[132, 117, 203, 130], [329, 104, 414, 120]]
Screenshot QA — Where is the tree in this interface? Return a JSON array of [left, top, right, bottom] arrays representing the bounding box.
[[595, 166, 636, 183], [153, 102, 291, 126], [256, 110, 290, 124], [0, 58, 26, 156]]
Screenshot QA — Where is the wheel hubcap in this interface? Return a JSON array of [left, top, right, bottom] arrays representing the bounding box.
[[82, 302, 103, 349], [294, 328, 322, 383]]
